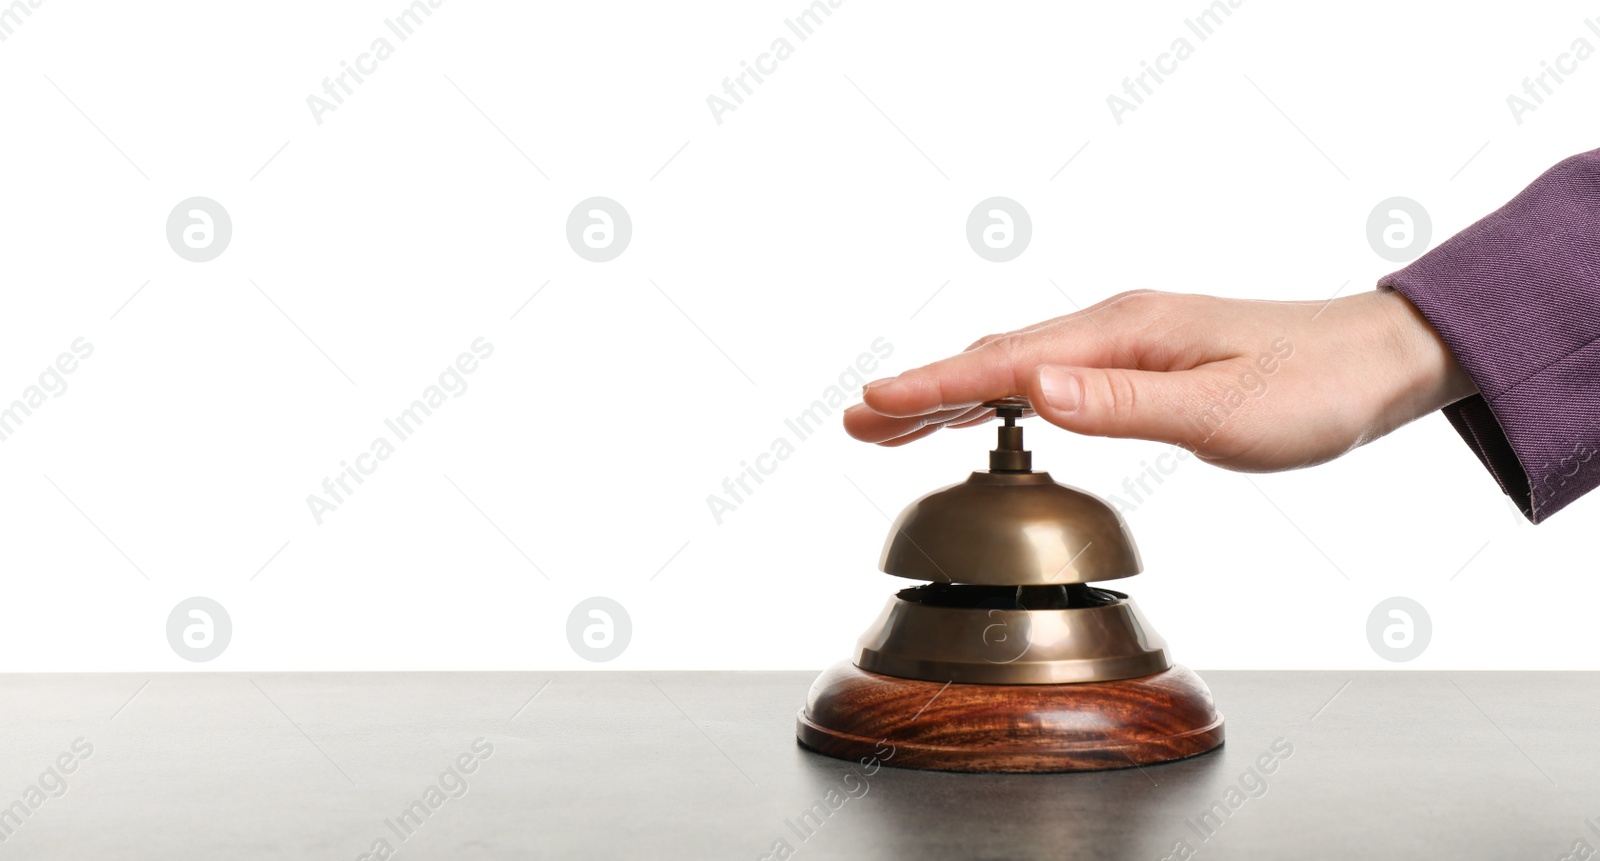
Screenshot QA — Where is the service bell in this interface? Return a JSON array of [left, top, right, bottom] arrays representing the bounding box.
[[797, 398, 1224, 772]]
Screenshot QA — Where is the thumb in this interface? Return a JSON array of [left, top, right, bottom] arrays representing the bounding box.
[[1027, 364, 1216, 447]]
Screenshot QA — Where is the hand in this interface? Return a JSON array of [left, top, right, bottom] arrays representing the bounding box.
[[844, 289, 1477, 471]]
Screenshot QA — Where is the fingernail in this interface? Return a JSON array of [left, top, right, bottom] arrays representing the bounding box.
[[1038, 366, 1081, 412], [863, 377, 904, 399]]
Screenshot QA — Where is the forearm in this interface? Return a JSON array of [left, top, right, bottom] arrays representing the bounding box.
[[1380, 148, 1600, 522]]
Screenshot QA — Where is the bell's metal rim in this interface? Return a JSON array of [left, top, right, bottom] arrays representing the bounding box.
[[854, 592, 1172, 685]]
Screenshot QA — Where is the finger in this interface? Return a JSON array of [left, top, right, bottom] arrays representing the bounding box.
[[843, 403, 986, 444], [945, 406, 1037, 429], [962, 333, 1005, 352], [937, 404, 993, 429], [946, 407, 996, 429], [879, 424, 946, 447], [863, 335, 1124, 418], [1026, 364, 1229, 447]]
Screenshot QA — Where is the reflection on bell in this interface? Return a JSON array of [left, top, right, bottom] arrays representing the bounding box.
[[797, 398, 1225, 773]]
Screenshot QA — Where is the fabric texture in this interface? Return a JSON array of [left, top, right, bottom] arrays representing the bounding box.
[[1381, 148, 1600, 523]]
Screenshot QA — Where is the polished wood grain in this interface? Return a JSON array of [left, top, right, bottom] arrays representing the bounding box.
[[796, 661, 1225, 773]]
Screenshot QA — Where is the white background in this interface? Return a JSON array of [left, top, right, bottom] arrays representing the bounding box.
[[0, 0, 1595, 672]]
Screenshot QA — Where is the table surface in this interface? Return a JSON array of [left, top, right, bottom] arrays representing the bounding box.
[[1, 670, 1595, 859]]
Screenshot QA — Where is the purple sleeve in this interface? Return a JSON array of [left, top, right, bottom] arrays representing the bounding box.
[[1380, 148, 1600, 523]]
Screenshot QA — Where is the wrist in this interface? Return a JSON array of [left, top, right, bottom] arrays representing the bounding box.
[[1372, 288, 1477, 424]]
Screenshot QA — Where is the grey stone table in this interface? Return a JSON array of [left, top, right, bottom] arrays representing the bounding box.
[[1, 671, 1595, 859]]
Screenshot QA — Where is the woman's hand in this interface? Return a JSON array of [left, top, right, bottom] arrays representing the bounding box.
[[844, 289, 1477, 471]]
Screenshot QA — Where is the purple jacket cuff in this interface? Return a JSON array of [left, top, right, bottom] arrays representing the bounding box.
[[1380, 148, 1600, 523]]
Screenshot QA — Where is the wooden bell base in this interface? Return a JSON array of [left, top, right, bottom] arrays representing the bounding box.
[[796, 661, 1224, 773]]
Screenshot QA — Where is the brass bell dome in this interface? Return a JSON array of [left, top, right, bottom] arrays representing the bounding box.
[[879, 399, 1142, 586]]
